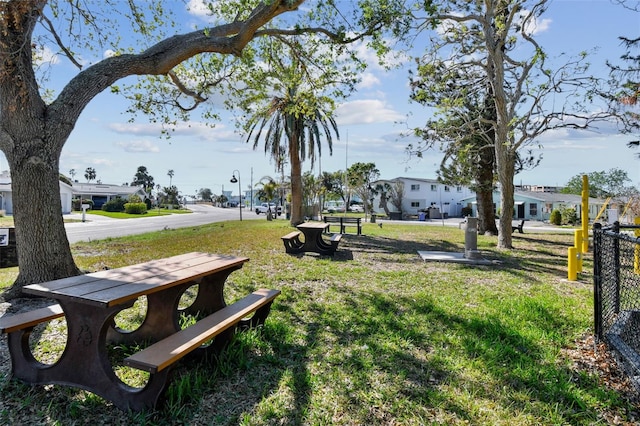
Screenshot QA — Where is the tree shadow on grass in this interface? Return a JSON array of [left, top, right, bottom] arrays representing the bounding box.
[[341, 232, 581, 282], [298, 286, 625, 424], [340, 234, 462, 256]]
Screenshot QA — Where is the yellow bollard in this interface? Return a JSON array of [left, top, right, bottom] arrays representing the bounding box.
[[574, 229, 583, 273], [568, 247, 577, 281]]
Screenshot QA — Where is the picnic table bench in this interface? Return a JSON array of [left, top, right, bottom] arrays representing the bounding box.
[[323, 216, 362, 235], [0, 252, 280, 412], [512, 219, 525, 234]]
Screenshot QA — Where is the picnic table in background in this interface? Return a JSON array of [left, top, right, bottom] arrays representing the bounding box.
[[281, 222, 341, 256], [0, 252, 280, 412]]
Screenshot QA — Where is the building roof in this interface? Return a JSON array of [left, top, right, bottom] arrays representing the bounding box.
[[72, 183, 146, 197]]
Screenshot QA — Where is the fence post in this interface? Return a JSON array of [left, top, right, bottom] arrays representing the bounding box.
[[593, 222, 602, 340], [635, 217, 640, 274], [613, 222, 621, 315]]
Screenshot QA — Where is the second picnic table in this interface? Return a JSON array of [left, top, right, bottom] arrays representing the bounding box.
[[281, 222, 341, 256]]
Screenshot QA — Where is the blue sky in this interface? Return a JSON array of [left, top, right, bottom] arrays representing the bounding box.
[[5, 0, 639, 199]]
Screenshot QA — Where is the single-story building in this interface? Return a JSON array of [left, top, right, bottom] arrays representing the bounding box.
[[0, 170, 74, 215], [460, 190, 608, 222], [72, 182, 147, 209], [0, 170, 147, 215]]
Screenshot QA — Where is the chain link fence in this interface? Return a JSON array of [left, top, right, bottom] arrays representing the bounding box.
[[594, 222, 640, 388]]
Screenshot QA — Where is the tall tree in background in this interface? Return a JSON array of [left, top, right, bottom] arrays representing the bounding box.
[[410, 58, 501, 235], [347, 162, 380, 217], [198, 188, 213, 202], [606, 0, 640, 156], [243, 40, 341, 225], [131, 166, 155, 196], [84, 167, 96, 183], [561, 168, 639, 199], [411, 0, 609, 248]]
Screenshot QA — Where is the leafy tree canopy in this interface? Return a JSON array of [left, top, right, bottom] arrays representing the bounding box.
[[561, 168, 638, 199]]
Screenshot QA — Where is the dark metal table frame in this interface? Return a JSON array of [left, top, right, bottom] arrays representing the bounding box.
[[288, 222, 335, 255], [6, 252, 250, 411]]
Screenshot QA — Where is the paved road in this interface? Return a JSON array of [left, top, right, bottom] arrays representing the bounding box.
[[64, 204, 271, 243], [64, 207, 570, 244]]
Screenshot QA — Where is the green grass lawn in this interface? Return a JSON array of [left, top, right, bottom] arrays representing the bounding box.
[[0, 220, 634, 425], [85, 208, 191, 219]]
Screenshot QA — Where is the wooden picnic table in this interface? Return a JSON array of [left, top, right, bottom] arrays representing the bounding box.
[[3, 252, 279, 411]]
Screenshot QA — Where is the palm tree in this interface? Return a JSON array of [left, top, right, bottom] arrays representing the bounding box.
[[84, 167, 96, 183], [167, 169, 174, 187], [254, 176, 279, 221], [246, 85, 338, 225]]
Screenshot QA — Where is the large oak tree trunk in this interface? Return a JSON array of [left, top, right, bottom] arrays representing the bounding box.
[[3, 142, 81, 299]]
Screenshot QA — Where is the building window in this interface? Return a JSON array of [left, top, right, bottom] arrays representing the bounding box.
[[456, 186, 462, 192], [411, 184, 420, 191], [411, 201, 420, 208], [444, 186, 450, 192], [529, 203, 538, 216], [430, 184, 437, 191]]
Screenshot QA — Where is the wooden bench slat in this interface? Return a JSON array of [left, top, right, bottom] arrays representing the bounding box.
[[281, 231, 301, 240], [124, 289, 280, 373], [27, 256, 249, 308], [25, 252, 216, 293], [0, 304, 64, 334]]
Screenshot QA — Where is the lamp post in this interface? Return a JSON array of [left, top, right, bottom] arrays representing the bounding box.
[[230, 170, 242, 221]]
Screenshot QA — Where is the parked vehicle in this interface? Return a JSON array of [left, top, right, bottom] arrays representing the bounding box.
[[255, 203, 282, 215], [324, 201, 345, 213], [348, 204, 364, 212]]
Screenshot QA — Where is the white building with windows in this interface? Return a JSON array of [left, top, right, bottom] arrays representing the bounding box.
[[371, 177, 475, 219], [0, 170, 74, 215]]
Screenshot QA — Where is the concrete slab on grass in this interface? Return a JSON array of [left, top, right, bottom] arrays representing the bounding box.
[[417, 251, 493, 266]]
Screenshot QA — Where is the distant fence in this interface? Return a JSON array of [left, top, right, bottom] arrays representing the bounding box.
[[593, 222, 640, 388]]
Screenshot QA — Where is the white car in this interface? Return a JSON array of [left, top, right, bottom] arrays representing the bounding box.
[[255, 203, 282, 215], [348, 205, 364, 212]]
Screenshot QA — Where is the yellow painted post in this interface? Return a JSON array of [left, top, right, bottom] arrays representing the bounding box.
[[568, 247, 577, 281], [574, 229, 583, 273], [635, 217, 640, 274], [581, 175, 589, 253]]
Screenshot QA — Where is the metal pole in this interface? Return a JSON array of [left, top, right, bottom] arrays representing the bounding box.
[[230, 170, 242, 221]]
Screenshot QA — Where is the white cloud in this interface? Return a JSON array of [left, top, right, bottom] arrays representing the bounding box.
[[33, 46, 59, 66], [185, 0, 213, 18], [108, 120, 240, 143], [520, 12, 551, 36], [335, 100, 404, 125], [116, 139, 160, 153], [358, 73, 381, 89]]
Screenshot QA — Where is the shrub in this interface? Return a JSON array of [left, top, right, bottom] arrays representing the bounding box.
[[561, 207, 578, 225], [102, 198, 127, 212], [124, 202, 147, 215], [550, 209, 562, 225], [128, 194, 143, 203]]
